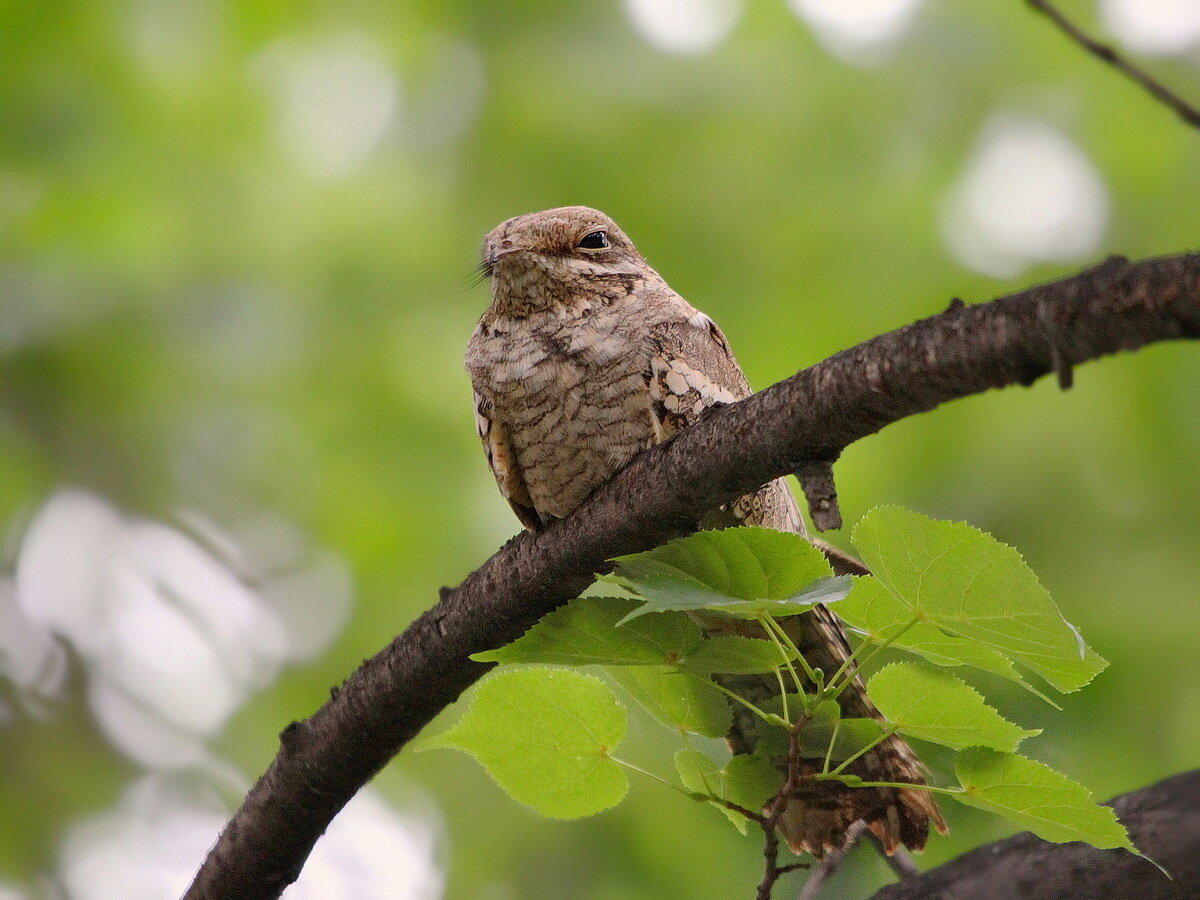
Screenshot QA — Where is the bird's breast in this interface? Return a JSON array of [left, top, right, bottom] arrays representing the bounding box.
[[472, 311, 654, 518]]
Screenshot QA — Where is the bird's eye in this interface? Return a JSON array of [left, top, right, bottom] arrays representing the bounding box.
[[577, 230, 609, 250]]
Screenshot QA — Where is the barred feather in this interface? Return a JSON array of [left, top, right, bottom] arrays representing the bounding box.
[[466, 206, 945, 856]]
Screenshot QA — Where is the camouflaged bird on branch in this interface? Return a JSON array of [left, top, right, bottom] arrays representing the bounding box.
[[465, 206, 946, 856]]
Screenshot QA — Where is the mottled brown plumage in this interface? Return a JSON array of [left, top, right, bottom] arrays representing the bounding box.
[[466, 206, 945, 856]]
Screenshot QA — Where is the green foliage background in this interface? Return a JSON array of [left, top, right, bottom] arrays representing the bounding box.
[[1, 1, 1197, 897]]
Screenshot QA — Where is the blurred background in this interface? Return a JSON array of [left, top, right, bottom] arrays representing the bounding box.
[[1, 1, 1197, 897]]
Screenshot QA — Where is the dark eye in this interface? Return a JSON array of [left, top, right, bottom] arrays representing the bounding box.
[[577, 230, 609, 250]]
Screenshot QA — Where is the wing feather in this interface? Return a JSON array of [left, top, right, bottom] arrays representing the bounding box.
[[646, 311, 804, 534], [474, 389, 542, 531], [647, 313, 749, 443], [644, 304, 943, 854]]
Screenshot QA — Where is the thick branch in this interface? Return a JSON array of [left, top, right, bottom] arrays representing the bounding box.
[[186, 252, 1200, 899], [869, 770, 1200, 899]]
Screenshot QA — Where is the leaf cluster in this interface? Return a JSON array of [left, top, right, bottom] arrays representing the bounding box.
[[423, 507, 1138, 871]]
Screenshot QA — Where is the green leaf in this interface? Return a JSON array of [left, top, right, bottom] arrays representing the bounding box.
[[722, 753, 780, 815], [953, 747, 1136, 851], [674, 749, 777, 833], [852, 507, 1108, 693], [755, 698, 885, 761], [607, 665, 731, 738], [675, 748, 723, 797], [813, 718, 888, 761], [837, 576, 1042, 692], [868, 662, 1039, 752], [712, 576, 851, 619], [796, 701, 886, 761], [604, 528, 843, 623], [472, 596, 703, 666], [422, 667, 628, 818], [678, 635, 791, 675]]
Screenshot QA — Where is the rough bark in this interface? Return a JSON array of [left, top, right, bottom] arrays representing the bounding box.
[[186, 252, 1200, 899], [870, 769, 1200, 900]]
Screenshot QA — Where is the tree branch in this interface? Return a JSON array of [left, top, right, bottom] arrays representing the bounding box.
[[798, 820, 867, 900], [869, 769, 1200, 899], [1028, 0, 1200, 130], [186, 252, 1200, 899], [795, 458, 843, 532]]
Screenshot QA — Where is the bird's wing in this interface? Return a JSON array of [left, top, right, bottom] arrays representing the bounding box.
[[646, 309, 750, 443], [473, 388, 542, 531], [646, 308, 804, 534], [645, 302, 945, 857]]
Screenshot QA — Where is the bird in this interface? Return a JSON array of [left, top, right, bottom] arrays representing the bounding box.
[[465, 205, 945, 857]]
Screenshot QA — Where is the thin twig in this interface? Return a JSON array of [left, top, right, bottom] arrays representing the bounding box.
[[798, 820, 869, 900], [1028, 0, 1200, 130], [713, 798, 765, 823], [756, 816, 786, 900], [757, 715, 813, 899], [867, 834, 921, 880]]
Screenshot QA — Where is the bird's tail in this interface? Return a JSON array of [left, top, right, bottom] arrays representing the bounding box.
[[701, 478, 947, 857]]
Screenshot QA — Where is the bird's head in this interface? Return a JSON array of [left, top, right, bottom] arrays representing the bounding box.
[[479, 206, 652, 309]]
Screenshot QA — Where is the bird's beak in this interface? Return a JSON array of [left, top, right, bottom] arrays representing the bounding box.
[[485, 246, 529, 275]]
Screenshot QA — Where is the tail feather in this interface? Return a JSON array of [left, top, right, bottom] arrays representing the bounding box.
[[702, 478, 946, 857]]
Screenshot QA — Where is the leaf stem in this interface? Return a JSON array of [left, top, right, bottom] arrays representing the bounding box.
[[821, 716, 843, 775], [711, 797, 763, 823], [825, 615, 920, 701], [610, 757, 693, 798], [815, 776, 963, 797], [823, 725, 897, 778], [761, 615, 818, 690], [772, 666, 791, 722], [679, 670, 778, 723]]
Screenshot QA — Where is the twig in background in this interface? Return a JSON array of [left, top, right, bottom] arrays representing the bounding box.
[[797, 820, 869, 900], [1027, 0, 1200, 130]]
